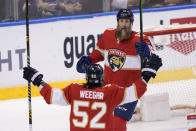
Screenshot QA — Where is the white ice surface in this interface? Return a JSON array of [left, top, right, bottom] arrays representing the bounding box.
[[0, 97, 190, 131]]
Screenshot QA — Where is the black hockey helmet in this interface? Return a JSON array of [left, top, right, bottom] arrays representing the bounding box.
[[117, 8, 134, 22], [86, 64, 103, 88]]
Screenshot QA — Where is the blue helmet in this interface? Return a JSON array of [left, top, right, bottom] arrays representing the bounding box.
[[117, 8, 134, 22], [86, 64, 103, 87]]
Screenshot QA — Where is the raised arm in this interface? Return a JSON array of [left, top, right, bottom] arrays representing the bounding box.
[[118, 54, 163, 105], [23, 67, 70, 106]]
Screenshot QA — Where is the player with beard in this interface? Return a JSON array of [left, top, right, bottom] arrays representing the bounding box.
[[76, 9, 155, 131], [115, 20, 132, 42]]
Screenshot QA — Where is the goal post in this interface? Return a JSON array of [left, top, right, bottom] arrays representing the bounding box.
[[144, 26, 196, 36]]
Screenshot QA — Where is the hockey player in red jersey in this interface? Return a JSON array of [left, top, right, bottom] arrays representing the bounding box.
[[76, 8, 156, 131], [23, 55, 162, 131]]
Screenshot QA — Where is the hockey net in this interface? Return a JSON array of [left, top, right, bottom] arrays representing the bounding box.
[[133, 24, 196, 121]]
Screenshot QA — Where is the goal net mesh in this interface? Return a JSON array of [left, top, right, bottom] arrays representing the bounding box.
[[136, 24, 196, 119]]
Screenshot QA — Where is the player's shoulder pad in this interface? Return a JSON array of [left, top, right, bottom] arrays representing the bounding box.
[[103, 83, 123, 89], [105, 28, 115, 31], [134, 32, 140, 37], [103, 84, 112, 88], [104, 28, 116, 33], [69, 83, 84, 88]]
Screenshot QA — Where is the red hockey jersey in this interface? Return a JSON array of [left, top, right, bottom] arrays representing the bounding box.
[[39, 79, 147, 131], [90, 29, 153, 87]]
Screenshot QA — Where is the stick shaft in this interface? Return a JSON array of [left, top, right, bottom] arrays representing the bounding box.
[[139, 0, 145, 66], [25, 0, 32, 127], [140, 0, 143, 42]]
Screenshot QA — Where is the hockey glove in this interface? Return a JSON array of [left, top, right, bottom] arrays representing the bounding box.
[[135, 41, 151, 58], [141, 54, 163, 83], [76, 55, 92, 73], [23, 67, 43, 86]]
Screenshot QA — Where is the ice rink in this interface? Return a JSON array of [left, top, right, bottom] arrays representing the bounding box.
[[0, 97, 190, 131], [1, 78, 195, 131]]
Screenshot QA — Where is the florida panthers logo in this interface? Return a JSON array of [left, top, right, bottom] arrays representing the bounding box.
[[108, 49, 126, 72]]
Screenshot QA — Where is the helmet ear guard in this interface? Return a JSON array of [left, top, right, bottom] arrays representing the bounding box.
[[117, 8, 134, 22]]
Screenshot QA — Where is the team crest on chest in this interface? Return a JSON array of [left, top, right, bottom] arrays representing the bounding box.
[[108, 49, 126, 72]]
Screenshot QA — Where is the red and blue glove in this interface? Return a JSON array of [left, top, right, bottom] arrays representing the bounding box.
[[76, 55, 92, 73], [135, 41, 151, 58]]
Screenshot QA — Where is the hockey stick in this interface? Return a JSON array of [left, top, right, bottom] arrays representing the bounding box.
[[139, 0, 145, 67], [139, 0, 143, 42], [25, 0, 32, 130]]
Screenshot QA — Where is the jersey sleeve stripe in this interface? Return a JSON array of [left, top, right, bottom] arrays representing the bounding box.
[[51, 88, 69, 106], [120, 85, 138, 105], [133, 83, 138, 99], [51, 88, 53, 104], [63, 91, 70, 105], [96, 45, 105, 56]]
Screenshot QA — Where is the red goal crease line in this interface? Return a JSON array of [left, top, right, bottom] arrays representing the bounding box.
[[144, 26, 196, 36]]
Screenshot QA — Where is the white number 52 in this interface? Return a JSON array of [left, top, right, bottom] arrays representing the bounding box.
[[72, 100, 107, 129]]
